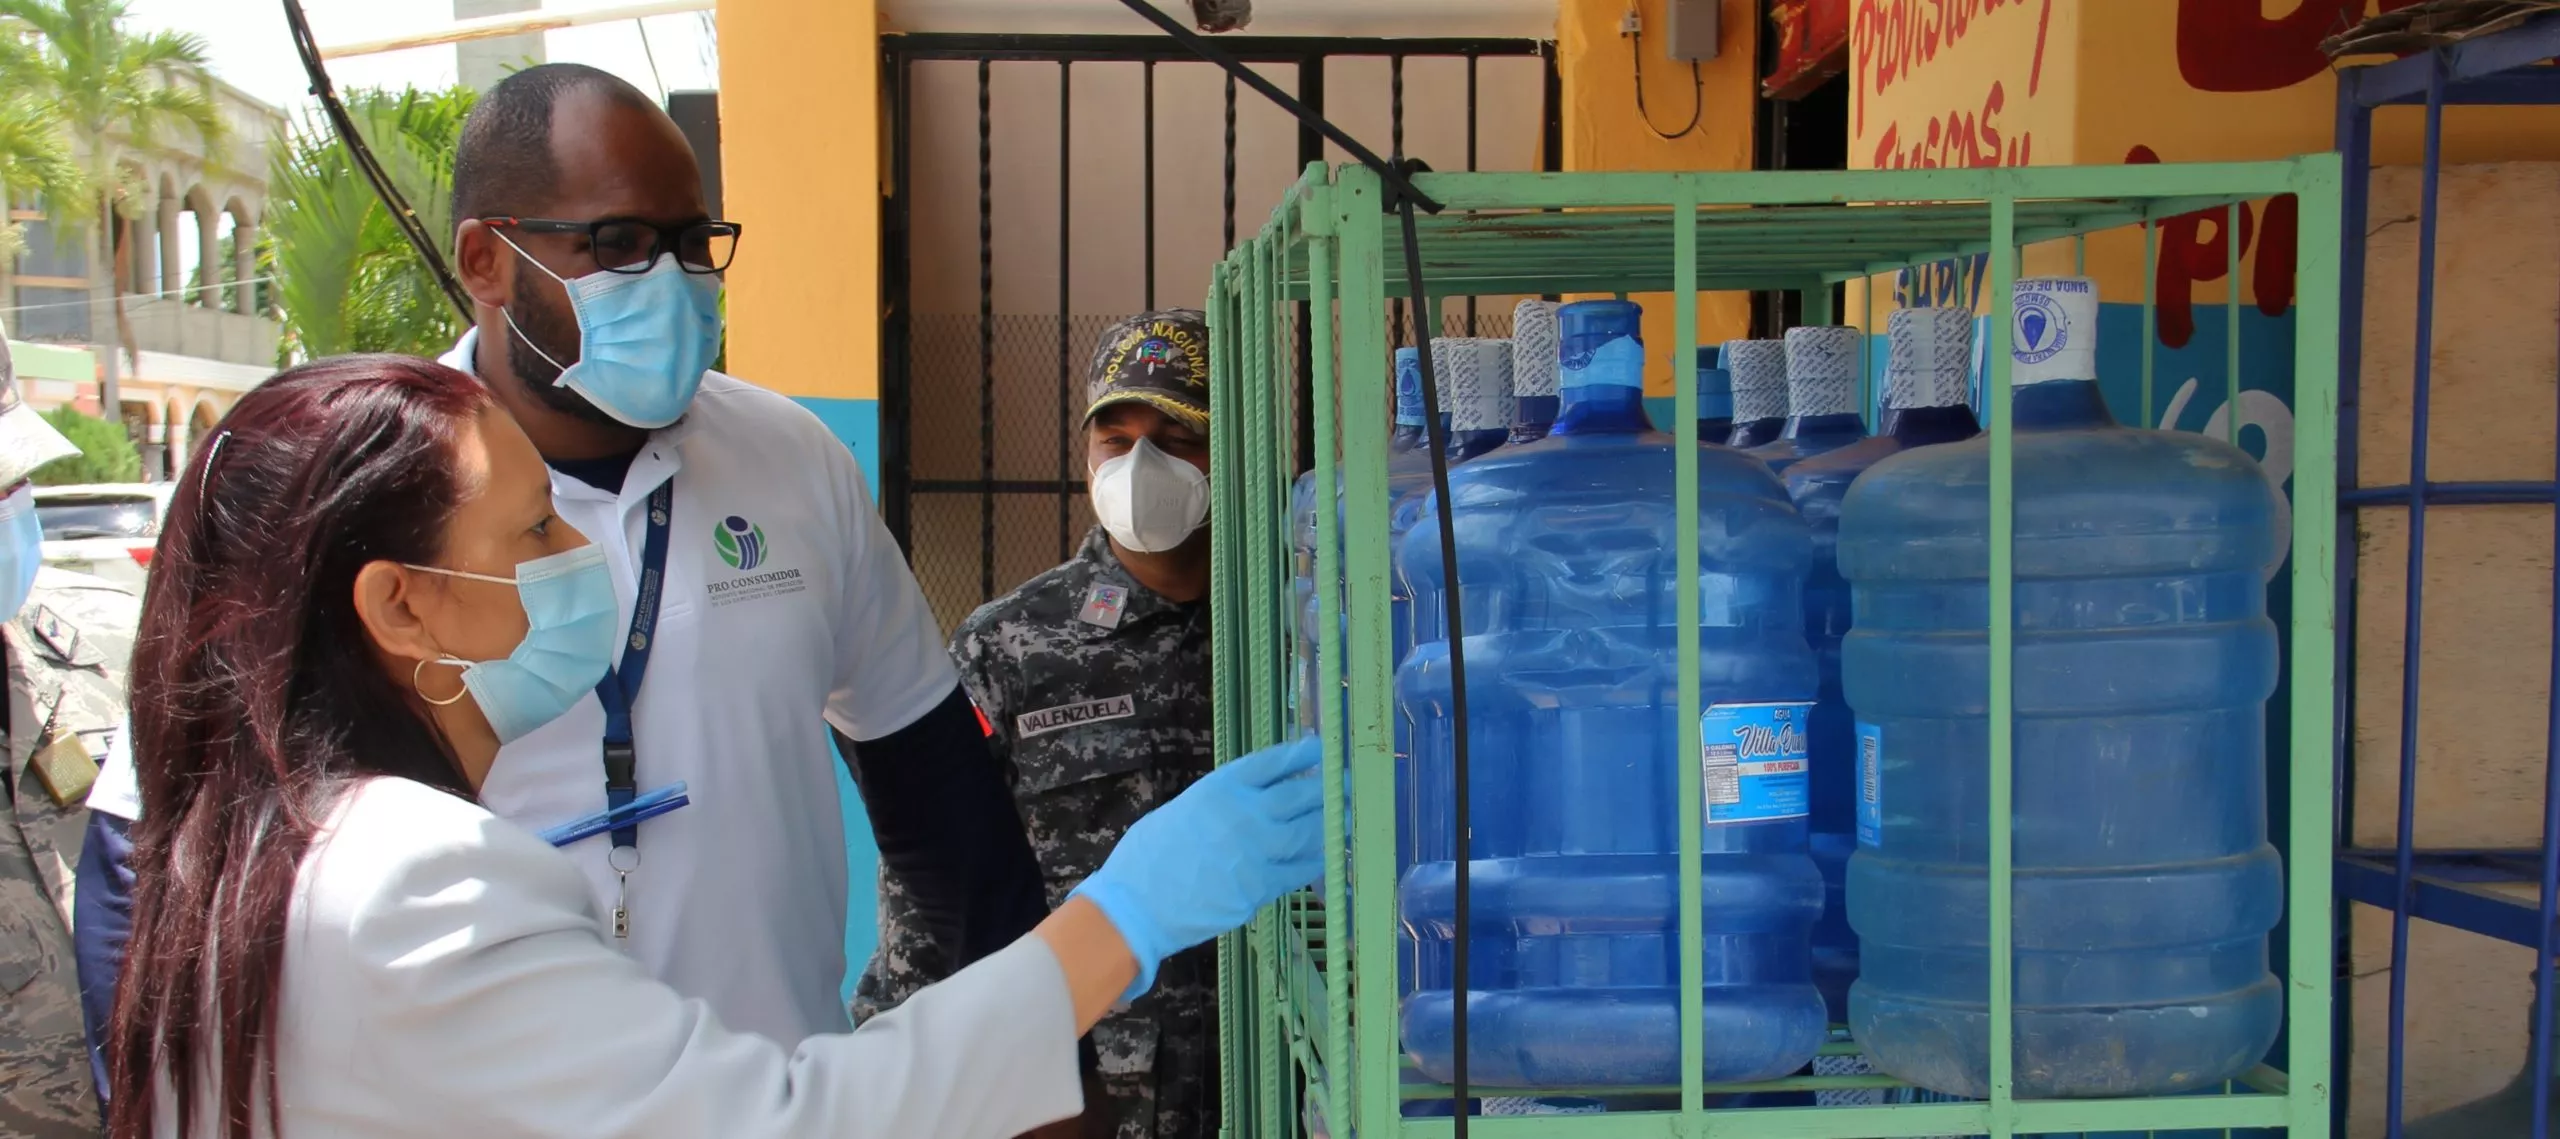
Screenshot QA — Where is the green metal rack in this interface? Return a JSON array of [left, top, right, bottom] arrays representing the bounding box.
[[1203, 157, 2345, 1139]]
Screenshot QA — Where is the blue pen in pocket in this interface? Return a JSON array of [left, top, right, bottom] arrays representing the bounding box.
[[538, 782, 691, 848]]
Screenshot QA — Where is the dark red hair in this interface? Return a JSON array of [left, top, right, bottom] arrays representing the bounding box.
[[106, 355, 495, 1139]]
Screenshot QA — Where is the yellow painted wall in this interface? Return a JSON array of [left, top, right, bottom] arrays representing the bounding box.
[[714, 0, 881, 401], [1847, 0, 2080, 309], [1850, 0, 2076, 173], [2074, 2, 2560, 316], [1845, 0, 2560, 321], [1556, 0, 1758, 395]]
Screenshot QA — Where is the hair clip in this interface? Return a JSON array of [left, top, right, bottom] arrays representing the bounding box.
[[197, 429, 230, 499]]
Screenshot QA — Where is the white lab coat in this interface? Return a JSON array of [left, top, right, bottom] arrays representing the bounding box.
[[150, 777, 1083, 1138]]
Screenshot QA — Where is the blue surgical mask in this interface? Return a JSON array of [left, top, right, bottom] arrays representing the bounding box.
[[0, 485, 38, 618], [407, 544, 620, 743], [498, 234, 724, 429]]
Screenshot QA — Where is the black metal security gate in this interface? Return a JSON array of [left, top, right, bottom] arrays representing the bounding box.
[[880, 32, 1558, 632]]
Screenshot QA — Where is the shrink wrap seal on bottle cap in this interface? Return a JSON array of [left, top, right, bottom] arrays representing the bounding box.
[[1511, 300, 1561, 399], [1393, 347, 1425, 427], [1784, 326, 1862, 416], [1559, 300, 1644, 392], [1886, 307, 1975, 410], [1696, 345, 1734, 420], [1435, 337, 1517, 431], [1724, 338, 1788, 421], [2010, 276, 2099, 386]]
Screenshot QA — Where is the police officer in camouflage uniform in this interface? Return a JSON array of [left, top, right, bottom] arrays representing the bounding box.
[[0, 331, 141, 1137], [857, 310, 1218, 1139]]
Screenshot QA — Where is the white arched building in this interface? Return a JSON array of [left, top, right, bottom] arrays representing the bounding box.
[[0, 76, 286, 481]]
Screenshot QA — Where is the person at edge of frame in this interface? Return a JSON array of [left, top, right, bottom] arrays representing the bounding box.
[[72, 62, 1049, 1108], [0, 323, 144, 1139], [856, 310, 1221, 1139]]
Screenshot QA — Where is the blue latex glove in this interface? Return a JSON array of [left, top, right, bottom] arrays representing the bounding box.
[[1071, 736, 1323, 999]]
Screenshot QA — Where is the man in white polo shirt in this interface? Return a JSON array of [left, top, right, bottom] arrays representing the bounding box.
[[75, 64, 1046, 1060]]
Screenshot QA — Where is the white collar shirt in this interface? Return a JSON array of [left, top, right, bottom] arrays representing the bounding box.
[[93, 337, 959, 1045], [432, 331, 959, 1044]]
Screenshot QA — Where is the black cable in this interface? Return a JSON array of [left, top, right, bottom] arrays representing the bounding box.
[[1392, 180, 1474, 1135], [1105, 0, 1474, 1129], [1104, 0, 1442, 216], [1630, 27, 1705, 141], [280, 0, 473, 322]]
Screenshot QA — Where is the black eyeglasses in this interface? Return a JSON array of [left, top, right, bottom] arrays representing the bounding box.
[[482, 216, 743, 275]]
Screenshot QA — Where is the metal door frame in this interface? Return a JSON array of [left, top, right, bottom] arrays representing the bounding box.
[[878, 32, 1559, 597]]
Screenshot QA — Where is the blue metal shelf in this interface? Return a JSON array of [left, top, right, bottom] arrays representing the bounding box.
[[2332, 13, 2560, 1139], [2338, 849, 2557, 948]]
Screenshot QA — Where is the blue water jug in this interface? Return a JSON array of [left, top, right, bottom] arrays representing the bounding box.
[[1748, 326, 1870, 474], [1696, 345, 1735, 444], [1292, 344, 1459, 1003], [1435, 337, 1516, 464], [1394, 346, 1438, 451], [1396, 298, 1828, 1088], [1723, 339, 1789, 448], [1395, 336, 1526, 1000], [1780, 307, 1982, 1025], [1511, 301, 1562, 444], [1839, 277, 2285, 1099], [1403, 337, 1523, 660], [1295, 349, 1422, 728]]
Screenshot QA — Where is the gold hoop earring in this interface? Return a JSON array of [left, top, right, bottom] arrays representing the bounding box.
[[413, 658, 468, 707]]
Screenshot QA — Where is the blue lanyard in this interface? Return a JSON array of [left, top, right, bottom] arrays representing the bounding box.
[[596, 478, 675, 851], [540, 782, 690, 848]]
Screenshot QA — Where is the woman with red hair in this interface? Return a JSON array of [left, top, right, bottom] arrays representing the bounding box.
[[102, 355, 1317, 1139]]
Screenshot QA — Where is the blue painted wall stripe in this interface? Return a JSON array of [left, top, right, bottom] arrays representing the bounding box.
[[795, 395, 885, 1003], [797, 395, 885, 501]]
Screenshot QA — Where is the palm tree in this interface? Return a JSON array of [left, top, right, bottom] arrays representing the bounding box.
[[267, 85, 475, 361], [0, 0, 223, 421], [0, 90, 82, 266]]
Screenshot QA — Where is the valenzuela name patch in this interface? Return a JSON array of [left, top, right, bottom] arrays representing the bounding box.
[[1015, 695, 1138, 739]]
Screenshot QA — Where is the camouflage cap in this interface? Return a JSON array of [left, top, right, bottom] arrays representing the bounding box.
[[1084, 309, 1209, 433], [0, 326, 78, 488]]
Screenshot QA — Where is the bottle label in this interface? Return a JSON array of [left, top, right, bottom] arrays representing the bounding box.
[[1856, 722, 1883, 847], [1700, 701, 1811, 825]]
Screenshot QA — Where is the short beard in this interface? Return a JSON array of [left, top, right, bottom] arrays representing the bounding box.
[[505, 272, 626, 429]]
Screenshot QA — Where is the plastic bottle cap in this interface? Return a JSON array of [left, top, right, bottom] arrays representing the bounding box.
[[1394, 346, 1425, 426], [1724, 339, 1788, 421], [1511, 300, 1562, 398], [1436, 338, 1517, 430], [1559, 300, 1645, 392], [1886, 307, 1975, 410], [2011, 276, 2099, 386], [1783, 326, 1862, 416], [1695, 345, 1734, 419]]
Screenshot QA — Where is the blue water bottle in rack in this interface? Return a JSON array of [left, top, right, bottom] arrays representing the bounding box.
[[1839, 276, 2286, 1099], [1783, 305, 1982, 1025], [1396, 297, 1827, 1088]]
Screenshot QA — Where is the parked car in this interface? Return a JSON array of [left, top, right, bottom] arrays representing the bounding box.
[[34, 483, 171, 592]]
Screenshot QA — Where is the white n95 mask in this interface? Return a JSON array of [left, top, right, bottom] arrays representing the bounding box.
[[1091, 438, 1208, 553]]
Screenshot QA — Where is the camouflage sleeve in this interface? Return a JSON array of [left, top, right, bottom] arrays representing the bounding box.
[[848, 862, 950, 1024], [947, 619, 1014, 772]]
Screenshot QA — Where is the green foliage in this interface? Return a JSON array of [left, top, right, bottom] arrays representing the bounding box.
[[31, 406, 139, 485], [269, 85, 476, 360], [0, 0, 225, 216], [0, 92, 80, 259]]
